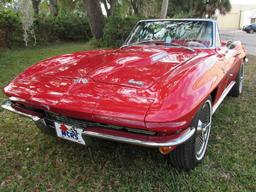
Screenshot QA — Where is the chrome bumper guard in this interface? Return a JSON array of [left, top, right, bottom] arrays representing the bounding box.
[[82, 128, 195, 147], [1, 100, 40, 121], [1, 99, 195, 147]]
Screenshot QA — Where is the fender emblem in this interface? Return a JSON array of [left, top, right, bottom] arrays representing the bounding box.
[[74, 78, 88, 84], [128, 79, 144, 86]]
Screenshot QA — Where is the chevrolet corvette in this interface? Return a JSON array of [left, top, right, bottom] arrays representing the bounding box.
[[1, 19, 247, 170]]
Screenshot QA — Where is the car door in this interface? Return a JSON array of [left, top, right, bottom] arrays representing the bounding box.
[[217, 27, 240, 88], [215, 27, 230, 93], [224, 42, 242, 85], [216, 46, 230, 89]]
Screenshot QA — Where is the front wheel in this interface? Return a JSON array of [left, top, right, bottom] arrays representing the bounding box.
[[230, 62, 245, 97], [168, 97, 212, 171]]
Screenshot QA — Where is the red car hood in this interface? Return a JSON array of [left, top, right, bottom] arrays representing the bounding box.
[[17, 46, 197, 89], [4, 46, 199, 128]]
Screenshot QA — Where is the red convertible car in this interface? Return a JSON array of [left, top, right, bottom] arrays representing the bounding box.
[[2, 19, 247, 170]]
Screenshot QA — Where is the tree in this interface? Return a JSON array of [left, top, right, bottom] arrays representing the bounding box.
[[116, 0, 161, 17], [130, 0, 139, 15], [31, 0, 41, 15], [203, 0, 231, 18], [49, 0, 58, 16], [83, 0, 104, 39], [18, 0, 36, 46], [160, 0, 169, 19], [101, 0, 117, 17], [167, 0, 231, 18]]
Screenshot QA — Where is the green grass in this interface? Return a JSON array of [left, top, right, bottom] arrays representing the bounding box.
[[0, 43, 255, 191]]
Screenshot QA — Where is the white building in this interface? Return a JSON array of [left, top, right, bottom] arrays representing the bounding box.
[[217, 1, 256, 30]]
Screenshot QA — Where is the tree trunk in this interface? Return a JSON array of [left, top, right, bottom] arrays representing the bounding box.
[[109, 0, 117, 16], [160, 0, 169, 19], [101, 0, 117, 17], [31, 0, 41, 15], [101, 0, 110, 16], [84, 0, 104, 39], [49, 0, 58, 16], [130, 0, 139, 15]]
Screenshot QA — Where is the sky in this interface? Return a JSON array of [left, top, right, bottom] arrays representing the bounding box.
[[230, 0, 256, 4]]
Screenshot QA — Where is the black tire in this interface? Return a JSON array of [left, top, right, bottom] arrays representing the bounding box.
[[230, 62, 244, 97], [169, 97, 212, 171], [249, 29, 254, 34]]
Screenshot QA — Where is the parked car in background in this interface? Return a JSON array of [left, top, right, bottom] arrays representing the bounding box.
[[243, 24, 256, 33], [2, 19, 247, 171]]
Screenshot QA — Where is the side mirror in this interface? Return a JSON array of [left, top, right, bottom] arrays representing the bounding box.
[[226, 40, 235, 49], [221, 40, 227, 46]]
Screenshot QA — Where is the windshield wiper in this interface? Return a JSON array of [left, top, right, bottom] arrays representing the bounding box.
[[122, 41, 195, 53], [167, 42, 195, 52], [121, 40, 161, 48]]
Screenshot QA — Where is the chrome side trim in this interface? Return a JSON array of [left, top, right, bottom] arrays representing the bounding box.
[[212, 81, 236, 114], [1, 100, 40, 121], [83, 128, 195, 147]]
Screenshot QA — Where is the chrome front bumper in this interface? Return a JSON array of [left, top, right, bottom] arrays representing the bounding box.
[[82, 128, 195, 147], [1, 100, 41, 121], [1, 100, 195, 147]]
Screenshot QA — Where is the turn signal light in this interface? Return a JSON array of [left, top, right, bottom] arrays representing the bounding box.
[[159, 146, 175, 155]]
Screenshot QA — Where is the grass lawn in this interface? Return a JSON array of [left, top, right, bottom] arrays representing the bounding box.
[[0, 42, 255, 191]]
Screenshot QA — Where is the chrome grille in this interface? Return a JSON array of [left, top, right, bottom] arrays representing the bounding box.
[[9, 101, 156, 136], [45, 112, 156, 136]]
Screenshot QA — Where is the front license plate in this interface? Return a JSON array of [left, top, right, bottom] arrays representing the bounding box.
[[55, 122, 86, 145]]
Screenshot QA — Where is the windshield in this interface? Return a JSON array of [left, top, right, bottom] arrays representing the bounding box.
[[125, 20, 214, 48]]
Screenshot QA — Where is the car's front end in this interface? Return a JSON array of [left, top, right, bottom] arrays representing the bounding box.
[[2, 92, 195, 154], [243, 24, 255, 33], [3, 19, 231, 170], [1, 42, 200, 154]]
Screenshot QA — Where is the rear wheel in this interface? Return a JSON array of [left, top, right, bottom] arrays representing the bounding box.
[[169, 97, 212, 171], [230, 62, 244, 97]]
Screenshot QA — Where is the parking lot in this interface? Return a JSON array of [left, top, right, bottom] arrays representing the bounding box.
[[221, 30, 256, 56]]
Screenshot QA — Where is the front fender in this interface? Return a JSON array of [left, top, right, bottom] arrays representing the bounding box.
[[145, 53, 224, 133]]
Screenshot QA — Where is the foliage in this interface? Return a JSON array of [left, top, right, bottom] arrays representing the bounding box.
[[102, 16, 141, 47], [116, 0, 162, 17], [0, 43, 256, 191], [0, 9, 23, 48], [34, 14, 92, 43], [0, 9, 92, 48], [205, 0, 231, 17], [0, 0, 233, 47], [18, 0, 36, 47], [168, 0, 231, 18]]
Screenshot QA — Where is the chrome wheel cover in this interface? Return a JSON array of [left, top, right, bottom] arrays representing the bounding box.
[[195, 100, 212, 161], [239, 63, 245, 94]]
